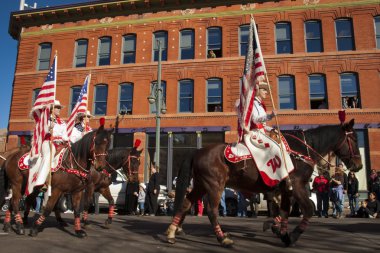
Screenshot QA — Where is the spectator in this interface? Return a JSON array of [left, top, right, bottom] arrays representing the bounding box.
[[351, 96, 359, 108], [35, 191, 44, 214], [196, 198, 204, 217], [371, 172, 380, 201], [137, 183, 146, 216], [356, 192, 380, 218], [249, 193, 260, 218], [125, 180, 139, 215], [144, 164, 160, 216], [369, 169, 377, 192], [330, 165, 344, 219], [236, 191, 247, 217], [220, 189, 227, 217], [341, 165, 348, 216], [347, 172, 359, 217], [342, 96, 349, 109], [312, 170, 330, 218], [208, 50, 216, 58]]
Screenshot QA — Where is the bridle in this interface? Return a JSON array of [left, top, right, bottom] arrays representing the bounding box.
[[122, 154, 140, 177], [334, 131, 361, 161], [89, 132, 108, 166]]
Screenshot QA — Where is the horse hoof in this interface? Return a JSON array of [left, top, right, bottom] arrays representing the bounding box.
[[167, 237, 176, 244], [75, 230, 87, 238], [16, 223, 25, 235], [3, 223, 11, 233], [175, 228, 186, 236], [280, 233, 291, 247], [271, 225, 281, 237], [220, 237, 234, 247], [104, 218, 112, 229], [29, 228, 39, 237]]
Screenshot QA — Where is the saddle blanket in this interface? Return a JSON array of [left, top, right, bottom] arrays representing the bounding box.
[[18, 148, 67, 173], [224, 143, 252, 163]]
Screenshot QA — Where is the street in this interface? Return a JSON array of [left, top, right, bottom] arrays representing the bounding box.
[[0, 213, 379, 252]]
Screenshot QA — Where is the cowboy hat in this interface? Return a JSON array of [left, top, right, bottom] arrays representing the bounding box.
[[53, 100, 64, 109], [258, 81, 269, 90], [78, 110, 93, 118], [139, 183, 146, 190]]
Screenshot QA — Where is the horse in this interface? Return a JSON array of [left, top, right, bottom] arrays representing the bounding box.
[[166, 119, 363, 247], [80, 146, 142, 229], [2, 124, 112, 237]]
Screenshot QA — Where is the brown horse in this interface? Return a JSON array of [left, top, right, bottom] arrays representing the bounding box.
[[2, 125, 112, 237], [80, 146, 142, 228], [166, 119, 363, 247]]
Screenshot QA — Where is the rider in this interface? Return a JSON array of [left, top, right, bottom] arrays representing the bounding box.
[[245, 81, 293, 190], [70, 110, 93, 143], [28, 100, 69, 194]]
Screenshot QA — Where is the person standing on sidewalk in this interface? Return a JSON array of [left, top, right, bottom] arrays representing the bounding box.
[[312, 170, 329, 218], [145, 164, 160, 216], [347, 172, 359, 216]]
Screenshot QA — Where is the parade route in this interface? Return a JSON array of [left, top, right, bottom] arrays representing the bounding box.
[[0, 213, 379, 253]]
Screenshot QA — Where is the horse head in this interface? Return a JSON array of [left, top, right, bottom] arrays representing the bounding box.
[[90, 124, 112, 170], [333, 119, 363, 172], [121, 146, 142, 182]]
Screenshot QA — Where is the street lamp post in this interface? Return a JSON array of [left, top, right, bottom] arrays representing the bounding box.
[[147, 40, 166, 172]]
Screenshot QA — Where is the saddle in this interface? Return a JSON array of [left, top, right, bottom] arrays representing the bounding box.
[[18, 148, 67, 172], [224, 143, 252, 163]]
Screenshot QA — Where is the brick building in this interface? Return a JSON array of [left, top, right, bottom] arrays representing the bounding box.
[[7, 0, 380, 190]]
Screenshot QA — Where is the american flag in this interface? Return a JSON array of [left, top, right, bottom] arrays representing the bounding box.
[[67, 74, 91, 137], [237, 17, 267, 141], [30, 55, 57, 159]]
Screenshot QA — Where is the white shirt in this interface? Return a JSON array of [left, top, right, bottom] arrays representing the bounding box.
[[70, 126, 83, 143], [52, 119, 69, 142]]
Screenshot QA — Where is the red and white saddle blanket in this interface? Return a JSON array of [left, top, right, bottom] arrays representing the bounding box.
[[224, 133, 294, 187], [18, 148, 67, 173]]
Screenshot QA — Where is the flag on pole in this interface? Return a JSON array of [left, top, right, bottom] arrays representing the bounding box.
[[237, 17, 267, 141], [30, 55, 57, 159], [66, 74, 91, 137]]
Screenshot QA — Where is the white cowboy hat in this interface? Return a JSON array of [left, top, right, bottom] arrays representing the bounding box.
[[139, 183, 146, 189], [53, 100, 64, 108], [85, 110, 92, 118]]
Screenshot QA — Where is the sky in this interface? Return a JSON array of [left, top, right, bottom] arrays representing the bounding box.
[[0, 0, 90, 129]]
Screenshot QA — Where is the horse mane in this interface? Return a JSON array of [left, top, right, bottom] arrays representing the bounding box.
[[107, 147, 130, 168], [70, 130, 97, 161]]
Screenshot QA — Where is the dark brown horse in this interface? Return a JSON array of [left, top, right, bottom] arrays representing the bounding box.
[[2, 125, 112, 237], [80, 146, 142, 228], [166, 119, 363, 247]]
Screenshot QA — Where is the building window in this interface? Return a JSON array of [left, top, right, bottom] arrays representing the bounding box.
[[276, 23, 293, 54], [239, 25, 249, 56], [305, 20, 323, 53], [94, 85, 108, 115], [37, 43, 52, 70], [207, 27, 222, 58], [32, 88, 41, 105], [375, 16, 380, 49], [340, 73, 360, 108], [178, 79, 194, 113], [207, 78, 223, 112], [119, 83, 133, 115], [335, 19, 355, 51], [74, 39, 88, 68], [98, 37, 112, 66], [153, 31, 168, 61], [70, 86, 81, 112], [180, 29, 194, 60], [150, 81, 167, 113], [122, 34, 136, 64], [309, 75, 327, 109], [278, 76, 296, 110]]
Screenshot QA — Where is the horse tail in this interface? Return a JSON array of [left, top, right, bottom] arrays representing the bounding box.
[[174, 150, 196, 214]]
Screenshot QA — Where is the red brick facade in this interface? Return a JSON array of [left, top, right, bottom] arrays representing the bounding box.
[[7, 0, 380, 183]]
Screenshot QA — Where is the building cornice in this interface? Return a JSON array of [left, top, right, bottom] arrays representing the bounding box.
[[9, 0, 380, 40]]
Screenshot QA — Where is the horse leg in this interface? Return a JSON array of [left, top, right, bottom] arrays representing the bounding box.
[[55, 209, 69, 227], [82, 184, 94, 229], [3, 209, 12, 233], [99, 187, 114, 229], [11, 190, 25, 235], [72, 191, 87, 238], [166, 195, 192, 244], [29, 188, 61, 237], [288, 180, 314, 246], [205, 188, 234, 247]]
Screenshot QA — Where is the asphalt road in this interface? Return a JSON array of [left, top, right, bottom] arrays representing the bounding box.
[[0, 213, 379, 253]]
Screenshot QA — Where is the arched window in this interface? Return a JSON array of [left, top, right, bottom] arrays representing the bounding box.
[[335, 19, 355, 51], [122, 34, 136, 64], [74, 39, 88, 68], [340, 73, 360, 108], [305, 20, 323, 53], [70, 86, 82, 112], [309, 74, 327, 109], [275, 22, 293, 54], [207, 27, 222, 58], [119, 83, 134, 114], [178, 79, 194, 113], [153, 31, 168, 61], [278, 75, 296, 109], [98, 36, 112, 66], [93, 84, 108, 115], [37, 42, 52, 70], [180, 29, 194, 60], [207, 78, 223, 112]]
